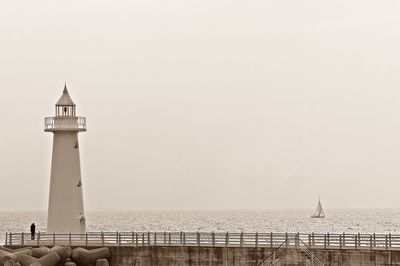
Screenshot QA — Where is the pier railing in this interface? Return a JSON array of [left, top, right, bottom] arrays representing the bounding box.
[[5, 232, 400, 250]]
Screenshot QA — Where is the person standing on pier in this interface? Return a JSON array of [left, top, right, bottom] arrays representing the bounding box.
[[30, 223, 36, 240]]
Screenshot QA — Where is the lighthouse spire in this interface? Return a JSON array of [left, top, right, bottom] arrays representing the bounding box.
[[56, 84, 75, 106]]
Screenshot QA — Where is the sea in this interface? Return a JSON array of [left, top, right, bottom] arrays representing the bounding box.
[[1, 209, 400, 244]]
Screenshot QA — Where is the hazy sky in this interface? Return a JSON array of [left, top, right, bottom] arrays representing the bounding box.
[[1, 0, 400, 211]]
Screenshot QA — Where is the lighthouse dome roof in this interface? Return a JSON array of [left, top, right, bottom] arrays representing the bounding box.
[[56, 85, 76, 106]]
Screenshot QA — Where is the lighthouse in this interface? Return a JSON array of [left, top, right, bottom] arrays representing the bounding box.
[[45, 85, 86, 234]]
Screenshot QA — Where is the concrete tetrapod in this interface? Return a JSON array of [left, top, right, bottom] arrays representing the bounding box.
[[31, 246, 71, 266], [0, 248, 31, 253], [18, 252, 60, 266], [0, 248, 15, 253], [0, 249, 32, 266], [71, 248, 111, 266], [4, 261, 21, 266], [37, 253, 60, 266], [61, 258, 76, 266], [31, 247, 51, 258], [95, 259, 109, 266]]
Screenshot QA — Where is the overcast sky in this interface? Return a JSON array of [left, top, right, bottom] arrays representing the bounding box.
[[1, 0, 400, 211]]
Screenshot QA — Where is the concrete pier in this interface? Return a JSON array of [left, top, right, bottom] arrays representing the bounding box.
[[4, 245, 400, 265], [106, 245, 400, 266], [6, 231, 400, 265]]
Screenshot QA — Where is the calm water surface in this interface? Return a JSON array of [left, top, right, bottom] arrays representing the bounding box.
[[1, 209, 400, 244]]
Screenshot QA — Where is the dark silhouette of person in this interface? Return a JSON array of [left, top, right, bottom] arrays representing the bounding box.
[[30, 223, 36, 240]]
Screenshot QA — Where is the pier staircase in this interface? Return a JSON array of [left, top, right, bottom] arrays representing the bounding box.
[[259, 239, 287, 265], [297, 238, 325, 266], [259, 235, 324, 266]]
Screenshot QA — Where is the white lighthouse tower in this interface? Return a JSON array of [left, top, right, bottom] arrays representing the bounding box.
[[45, 85, 86, 234]]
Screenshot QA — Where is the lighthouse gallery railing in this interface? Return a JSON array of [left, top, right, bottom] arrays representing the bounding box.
[[44, 117, 86, 131]]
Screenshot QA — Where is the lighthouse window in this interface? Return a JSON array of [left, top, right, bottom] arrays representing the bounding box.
[[77, 180, 82, 187], [64, 106, 68, 115], [75, 141, 79, 149]]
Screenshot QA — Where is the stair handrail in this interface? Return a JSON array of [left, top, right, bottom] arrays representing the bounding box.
[[298, 238, 325, 266], [258, 236, 325, 266], [258, 238, 290, 266]]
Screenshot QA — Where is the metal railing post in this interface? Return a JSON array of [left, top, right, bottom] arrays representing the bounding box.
[[270, 232, 273, 248], [312, 232, 315, 246], [212, 232, 215, 247], [85, 233, 88, 247], [339, 234, 342, 249], [255, 232, 258, 248], [225, 232, 229, 247], [293, 233, 297, 248], [10, 233, 12, 246], [21, 232, 24, 246], [154, 232, 157, 246], [358, 233, 361, 247], [355, 234, 357, 249], [197, 232, 200, 247], [373, 233, 376, 247], [147, 232, 150, 247], [285, 232, 289, 249], [389, 233, 392, 248], [240, 232, 244, 247], [370, 235, 372, 250], [164, 231, 166, 245], [53, 233, 56, 246], [69, 233, 72, 246], [385, 235, 388, 250], [324, 234, 327, 249], [37, 232, 40, 246], [327, 232, 330, 247], [308, 234, 311, 247], [183, 232, 186, 246], [168, 233, 171, 247], [180, 231, 183, 244], [142, 233, 145, 247], [5, 232, 7, 246], [136, 233, 139, 248], [343, 233, 345, 247]]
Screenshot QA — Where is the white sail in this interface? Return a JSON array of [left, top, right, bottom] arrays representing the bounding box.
[[311, 199, 325, 218]]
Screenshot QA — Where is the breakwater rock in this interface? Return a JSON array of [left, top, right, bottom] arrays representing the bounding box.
[[0, 246, 111, 266]]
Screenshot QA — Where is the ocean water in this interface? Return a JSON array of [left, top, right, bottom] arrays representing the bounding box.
[[1, 209, 400, 244]]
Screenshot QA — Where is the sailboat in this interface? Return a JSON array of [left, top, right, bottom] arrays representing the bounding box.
[[311, 197, 325, 218]]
